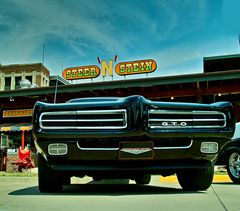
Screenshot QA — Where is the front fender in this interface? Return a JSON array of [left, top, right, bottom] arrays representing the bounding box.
[[216, 142, 240, 165]]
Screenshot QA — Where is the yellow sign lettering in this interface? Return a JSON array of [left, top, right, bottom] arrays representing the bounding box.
[[62, 65, 100, 80], [115, 59, 157, 76], [101, 60, 113, 77], [3, 109, 33, 118]]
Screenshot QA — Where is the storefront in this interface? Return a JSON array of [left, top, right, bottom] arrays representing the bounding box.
[[0, 122, 32, 149], [0, 109, 35, 171]]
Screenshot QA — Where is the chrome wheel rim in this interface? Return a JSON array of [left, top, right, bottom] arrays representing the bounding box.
[[229, 152, 240, 178]]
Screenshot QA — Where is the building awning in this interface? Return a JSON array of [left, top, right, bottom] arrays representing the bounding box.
[[0, 122, 32, 132]]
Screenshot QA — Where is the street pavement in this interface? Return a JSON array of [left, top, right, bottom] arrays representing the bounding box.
[[0, 175, 239, 211]]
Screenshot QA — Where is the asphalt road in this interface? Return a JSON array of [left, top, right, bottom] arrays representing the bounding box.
[[0, 175, 239, 211]]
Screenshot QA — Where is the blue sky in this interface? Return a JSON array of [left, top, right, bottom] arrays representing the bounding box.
[[0, 0, 239, 82]]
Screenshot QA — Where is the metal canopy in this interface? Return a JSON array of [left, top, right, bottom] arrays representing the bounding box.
[[1, 69, 240, 99], [0, 122, 32, 132]]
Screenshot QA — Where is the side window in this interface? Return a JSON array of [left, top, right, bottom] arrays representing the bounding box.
[[232, 123, 240, 139]]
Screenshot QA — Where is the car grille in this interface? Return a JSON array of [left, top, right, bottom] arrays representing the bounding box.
[[39, 109, 127, 130], [148, 110, 226, 129]]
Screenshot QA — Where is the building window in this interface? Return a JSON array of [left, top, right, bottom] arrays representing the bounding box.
[[4, 77, 11, 91], [26, 76, 32, 83], [15, 76, 21, 89]]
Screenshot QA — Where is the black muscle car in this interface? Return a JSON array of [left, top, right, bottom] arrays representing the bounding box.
[[32, 95, 235, 192]]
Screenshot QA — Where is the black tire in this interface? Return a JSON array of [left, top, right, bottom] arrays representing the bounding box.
[[38, 153, 63, 192], [92, 177, 102, 181], [135, 174, 151, 185], [226, 150, 240, 184], [177, 165, 214, 191], [62, 176, 71, 185]]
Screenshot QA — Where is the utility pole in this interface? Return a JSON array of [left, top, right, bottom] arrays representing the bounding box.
[[42, 44, 45, 65]]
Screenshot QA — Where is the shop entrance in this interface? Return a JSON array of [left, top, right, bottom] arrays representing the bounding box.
[[0, 123, 36, 172]]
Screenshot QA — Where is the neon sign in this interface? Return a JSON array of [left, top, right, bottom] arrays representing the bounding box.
[[62, 58, 157, 80], [62, 65, 100, 80], [115, 59, 157, 76]]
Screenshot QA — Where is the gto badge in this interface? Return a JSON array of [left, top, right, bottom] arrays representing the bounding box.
[[121, 148, 152, 155], [162, 122, 187, 127]]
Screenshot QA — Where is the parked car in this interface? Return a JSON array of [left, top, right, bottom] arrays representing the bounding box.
[[216, 122, 240, 183], [32, 96, 235, 192]]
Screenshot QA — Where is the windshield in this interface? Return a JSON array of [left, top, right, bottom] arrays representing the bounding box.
[[68, 97, 121, 103]]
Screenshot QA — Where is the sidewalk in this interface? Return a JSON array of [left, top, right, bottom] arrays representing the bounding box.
[[160, 174, 231, 183]]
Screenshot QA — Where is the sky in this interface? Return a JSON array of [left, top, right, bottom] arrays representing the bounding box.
[[0, 0, 239, 83]]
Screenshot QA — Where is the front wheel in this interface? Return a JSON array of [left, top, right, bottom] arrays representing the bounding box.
[[226, 150, 240, 184], [177, 165, 214, 191], [38, 153, 63, 192]]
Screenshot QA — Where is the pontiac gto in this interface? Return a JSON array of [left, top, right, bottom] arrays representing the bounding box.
[[32, 95, 235, 192]]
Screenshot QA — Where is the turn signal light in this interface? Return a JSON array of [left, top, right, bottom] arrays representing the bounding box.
[[201, 142, 218, 154], [48, 143, 68, 155]]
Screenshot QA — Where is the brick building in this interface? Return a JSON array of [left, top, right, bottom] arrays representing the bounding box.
[[0, 63, 50, 91]]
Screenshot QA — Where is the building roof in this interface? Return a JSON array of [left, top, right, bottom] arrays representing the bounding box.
[[0, 63, 50, 76], [49, 75, 71, 86], [204, 54, 240, 73]]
